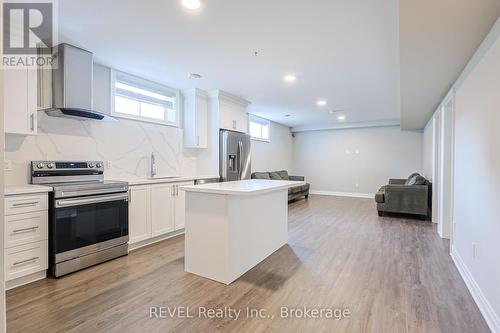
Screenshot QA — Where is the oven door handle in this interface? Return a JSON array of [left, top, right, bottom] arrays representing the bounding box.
[[55, 193, 129, 208]]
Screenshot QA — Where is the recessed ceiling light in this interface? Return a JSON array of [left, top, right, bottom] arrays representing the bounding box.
[[188, 72, 202, 79], [284, 114, 291, 117], [317, 100, 327, 106], [284, 75, 296, 82], [337, 115, 346, 120], [182, 0, 201, 10]]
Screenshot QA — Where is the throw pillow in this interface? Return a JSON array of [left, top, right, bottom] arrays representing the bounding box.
[[405, 172, 420, 185], [269, 172, 282, 180], [252, 172, 271, 180], [276, 170, 289, 180], [407, 175, 427, 186]]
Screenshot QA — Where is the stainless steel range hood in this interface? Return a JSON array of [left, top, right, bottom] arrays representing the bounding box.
[[43, 43, 116, 121]]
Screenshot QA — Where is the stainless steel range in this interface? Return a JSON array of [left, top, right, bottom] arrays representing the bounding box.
[[31, 160, 129, 277]]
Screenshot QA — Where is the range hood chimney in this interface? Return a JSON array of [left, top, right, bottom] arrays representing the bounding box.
[[43, 43, 116, 121]]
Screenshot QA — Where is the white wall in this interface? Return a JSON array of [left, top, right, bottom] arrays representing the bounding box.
[[452, 28, 500, 331], [422, 117, 434, 180], [251, 121, 292, 172], [4, 64, 197, 186], [291, 126, 423, 195]]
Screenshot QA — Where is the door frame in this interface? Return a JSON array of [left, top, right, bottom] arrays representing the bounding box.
[[432, 109, 441, 225], [438, 91, 455, 242], [1, 0, 6, 330]]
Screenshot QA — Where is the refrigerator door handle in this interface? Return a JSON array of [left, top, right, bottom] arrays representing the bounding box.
[[237, 140, 243, 179]]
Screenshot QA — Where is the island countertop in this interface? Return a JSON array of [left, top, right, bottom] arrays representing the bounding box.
[[181, 179, 305, 196]]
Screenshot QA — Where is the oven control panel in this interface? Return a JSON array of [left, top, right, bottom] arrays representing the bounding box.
[[32, 161, 104, 171]]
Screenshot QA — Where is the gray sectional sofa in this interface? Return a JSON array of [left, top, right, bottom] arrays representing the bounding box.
[[251, 170, 310, 202], [375, 173, 432, 219]]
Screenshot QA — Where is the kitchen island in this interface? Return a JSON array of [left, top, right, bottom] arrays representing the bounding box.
[[181, 179, 305, 284]]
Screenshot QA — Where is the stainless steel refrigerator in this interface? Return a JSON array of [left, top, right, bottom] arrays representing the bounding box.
[[219, 129, 252, 182]]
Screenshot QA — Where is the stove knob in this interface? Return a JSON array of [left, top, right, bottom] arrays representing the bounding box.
[[88, 162, 95, 168], [36, 162, 45, 169], [47, 162, 55, 169], [96, 162, 103, 168]]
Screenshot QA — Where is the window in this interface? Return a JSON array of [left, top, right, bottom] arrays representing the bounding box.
[[110, 70, 180, 126], [249, 115, 270, 142]]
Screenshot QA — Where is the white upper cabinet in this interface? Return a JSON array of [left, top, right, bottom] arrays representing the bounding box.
[[4, 68, 38, 135], [210, 90, 250, 134], [183, 88, 208, 148]]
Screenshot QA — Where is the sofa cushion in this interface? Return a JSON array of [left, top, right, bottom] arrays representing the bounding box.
[[301, 184, 310, 192], [269, 172, 282, 180], [276, 170, 289, 180], [252, 172, 271, 180], [291, 186, 302, 194]]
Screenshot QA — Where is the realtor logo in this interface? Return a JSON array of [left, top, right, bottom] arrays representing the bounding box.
[[2, 0, 58, 68]]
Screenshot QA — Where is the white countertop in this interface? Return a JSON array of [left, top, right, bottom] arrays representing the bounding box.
[[109, 175, 220, 186], [181, 179, 305, 196], [4, 175, 219, 195], [5, 184, 53, 196]]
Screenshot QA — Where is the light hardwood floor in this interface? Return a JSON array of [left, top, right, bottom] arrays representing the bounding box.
[[7, 195, 490, 333]]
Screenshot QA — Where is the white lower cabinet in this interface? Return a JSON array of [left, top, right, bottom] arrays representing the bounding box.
[[151, 184, 175, 237], [129, 185, 151, 244], [174, 181, 192, 230], [5, 240, 48, 282], [4, 192, 49, 289], [129, 181, 193, 246]]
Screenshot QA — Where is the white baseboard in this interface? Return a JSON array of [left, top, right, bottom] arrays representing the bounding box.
[[6, 271, 46, 290], [309, 190, 374, 199], [451, 246, 500, 333], [129, 229, 184, 251]]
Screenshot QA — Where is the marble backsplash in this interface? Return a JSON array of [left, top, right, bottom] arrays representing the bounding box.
[[5, 112, 198, 186]]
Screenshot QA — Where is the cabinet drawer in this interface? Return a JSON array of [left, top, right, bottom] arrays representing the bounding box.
[[5, 240, 48, 281], [5, 211, 48, 249], [5, 194, 48, 215]]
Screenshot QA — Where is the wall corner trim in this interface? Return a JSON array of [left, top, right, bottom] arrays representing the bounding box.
[[451, 247, 500, 333], [309, 190, 374, 199]]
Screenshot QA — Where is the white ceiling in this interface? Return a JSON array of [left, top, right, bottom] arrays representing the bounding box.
[[58, 0, 400, 129], [399, 0, 500, 130]]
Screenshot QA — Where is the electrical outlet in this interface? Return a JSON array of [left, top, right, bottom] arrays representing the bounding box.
[[106, 160, 113, 169], [4, 160, 12, 171]]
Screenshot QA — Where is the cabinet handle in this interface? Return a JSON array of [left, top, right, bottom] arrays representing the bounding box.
[[12, 257, 39, 266], [30, 113, 35, 132], [176, 184, 179, 196], [12, 226, 39, 234], [12, 202, 38, 207]]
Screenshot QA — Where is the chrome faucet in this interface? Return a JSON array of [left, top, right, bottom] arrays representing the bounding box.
[[150, 152, 157, 178]]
